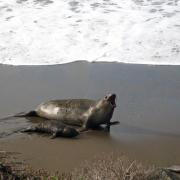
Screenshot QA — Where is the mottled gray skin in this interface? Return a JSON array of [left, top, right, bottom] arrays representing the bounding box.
[[35, 94, 117, 131], [22, 121, 79, 138]]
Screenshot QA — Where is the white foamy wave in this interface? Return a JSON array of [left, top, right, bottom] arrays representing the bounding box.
[[0, 0, 180, 65]]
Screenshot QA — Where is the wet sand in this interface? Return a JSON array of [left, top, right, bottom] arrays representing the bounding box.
[[0, 61, 180, 172]]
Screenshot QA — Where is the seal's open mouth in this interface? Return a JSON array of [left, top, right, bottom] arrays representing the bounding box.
[[107, 94, 116, 108]]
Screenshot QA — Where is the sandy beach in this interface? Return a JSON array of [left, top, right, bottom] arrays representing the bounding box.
[[0, 61, 180, 173]]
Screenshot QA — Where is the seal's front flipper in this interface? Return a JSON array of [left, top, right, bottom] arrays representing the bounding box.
[[109, 121, 120, 126], [105, 124, 110, 132], [50, 132, 57, 139], [105, 121, 120, 132]]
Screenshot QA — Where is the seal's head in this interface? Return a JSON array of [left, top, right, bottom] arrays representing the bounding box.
[[96, 93, 116, 110], [60, 127, 79, 138], [86, 94, 116, 127], [103, 93, 116, 108]]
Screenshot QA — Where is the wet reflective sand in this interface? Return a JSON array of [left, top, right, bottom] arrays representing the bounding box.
[[0, 62, 180, 172]]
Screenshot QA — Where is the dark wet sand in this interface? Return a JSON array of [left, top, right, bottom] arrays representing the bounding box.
[[0, 61, 180, 172]]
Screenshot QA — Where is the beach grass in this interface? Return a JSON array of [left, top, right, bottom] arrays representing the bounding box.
[[0, 151, 153, 180]]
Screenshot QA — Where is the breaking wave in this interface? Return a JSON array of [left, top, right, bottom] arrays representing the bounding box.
[[0, 0, 180, 65]]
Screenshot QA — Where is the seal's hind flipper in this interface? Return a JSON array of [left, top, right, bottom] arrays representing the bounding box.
[[14, 111, 37, 117], [0, 115, 18, 121], [0, 111, 37, 122], [21, 126, 36, 133]]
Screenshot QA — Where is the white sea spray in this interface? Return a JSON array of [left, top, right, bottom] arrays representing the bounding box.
[[0, 0, 180, 65]]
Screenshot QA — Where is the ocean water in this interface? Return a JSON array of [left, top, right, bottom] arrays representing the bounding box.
[[0, 0, 180, 65]]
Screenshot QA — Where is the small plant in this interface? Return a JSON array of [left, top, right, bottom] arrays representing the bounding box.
[[71, 153, 153, 180]]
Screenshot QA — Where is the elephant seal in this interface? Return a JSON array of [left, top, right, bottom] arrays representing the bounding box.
[[22, 121, 79, 138], [5, 94, 118, 131]]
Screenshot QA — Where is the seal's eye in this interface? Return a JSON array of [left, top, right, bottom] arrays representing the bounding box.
[[104, 96, 108, 99]]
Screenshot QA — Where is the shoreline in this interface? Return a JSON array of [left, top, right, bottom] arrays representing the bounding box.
[[1, 60, 180, 67]]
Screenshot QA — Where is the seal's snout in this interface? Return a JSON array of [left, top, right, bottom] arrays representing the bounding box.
[[105, 94, 116, 108]]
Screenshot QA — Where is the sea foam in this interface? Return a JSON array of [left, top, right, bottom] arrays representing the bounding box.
[[0, 0, 180, 65]]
